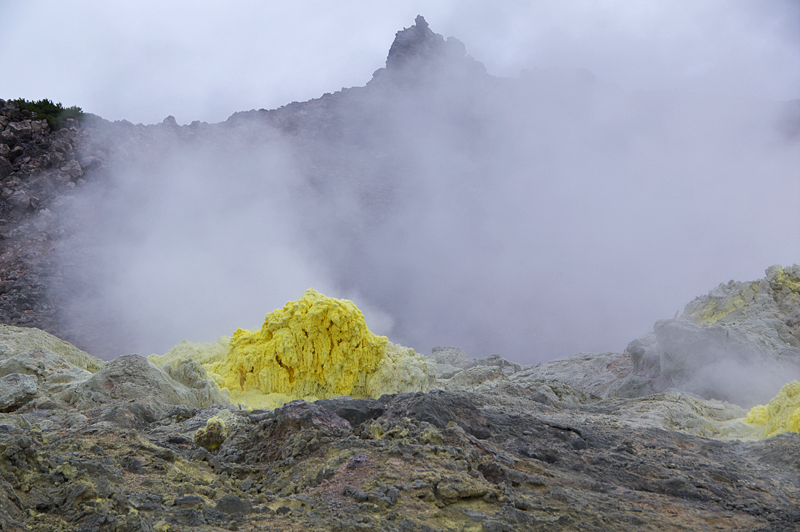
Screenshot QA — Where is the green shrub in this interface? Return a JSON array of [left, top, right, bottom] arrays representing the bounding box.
[[11, 98, 84, 131]]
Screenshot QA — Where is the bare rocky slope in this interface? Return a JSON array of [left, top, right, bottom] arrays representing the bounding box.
[[2, 16, 800, 532], [0, 316, 799, 532]]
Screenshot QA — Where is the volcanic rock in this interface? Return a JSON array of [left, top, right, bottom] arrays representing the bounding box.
[[0, 322, 792, 530], [623, 265, 800, 406], [0, 372, 37, 411], [57, 354, 233, 412]]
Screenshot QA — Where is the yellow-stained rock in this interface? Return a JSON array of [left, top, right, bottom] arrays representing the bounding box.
[[746, 381, 800, 437], [194, 416, 228, 451], [149, 289, 433, 409], [209, 288, 388, 400], [774, 267, 800, 294], [686, 282, 759, 326]]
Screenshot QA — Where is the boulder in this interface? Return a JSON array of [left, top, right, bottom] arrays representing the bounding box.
[[0, 373, 37, 411], [0, 349, 92, 395], [464, 354, 522, 375], [5, 121, 31, 141], [315, 396, 384, 426], [429, 346, 468, 366], [445, 366, 508, 392], [56, 354, 233, 412], [161, 358, 232, 408], [382, 390, 492, 439], [60, 160, 83, 179], [6, 190, 30, 209], [427, 361, 462, 379]]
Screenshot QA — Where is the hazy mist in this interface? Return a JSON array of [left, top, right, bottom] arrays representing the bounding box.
[[7, 4, 797, 362]]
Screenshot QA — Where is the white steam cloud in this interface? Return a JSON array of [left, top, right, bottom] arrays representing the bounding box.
[[11, 3, 797, 362]]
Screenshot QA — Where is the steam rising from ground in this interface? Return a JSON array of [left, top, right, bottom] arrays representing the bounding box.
[[51, 20, 799, 363]]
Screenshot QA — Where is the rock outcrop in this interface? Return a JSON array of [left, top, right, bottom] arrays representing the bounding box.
[[371, 15, 487, 86], [620, 265, 800, 407], [0, 100, 92, 336]]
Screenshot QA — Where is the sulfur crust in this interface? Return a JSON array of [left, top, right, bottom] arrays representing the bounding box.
[[209, 288, 388, 399], [775, 268, 800, 294], [687, 282, 759, 326], [149, 289, 433, 410], [745, 381, 800, 437]]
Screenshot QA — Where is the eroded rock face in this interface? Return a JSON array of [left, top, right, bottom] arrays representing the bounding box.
[[0, 100, 101, 340], [622, 265, 800, 407]]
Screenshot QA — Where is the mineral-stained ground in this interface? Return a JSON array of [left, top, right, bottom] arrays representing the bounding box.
[[0, 323, 798, 532]]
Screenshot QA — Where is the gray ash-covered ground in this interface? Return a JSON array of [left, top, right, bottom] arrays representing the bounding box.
[[0, 324, 798, 531], [1, 372, 800, 531]]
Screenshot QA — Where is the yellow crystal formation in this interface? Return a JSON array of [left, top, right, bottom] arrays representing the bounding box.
[[209, 288, 388, 400], [194, 416, 228, 451], [149, 289, 433, 409], [746, 381, 800, 437]]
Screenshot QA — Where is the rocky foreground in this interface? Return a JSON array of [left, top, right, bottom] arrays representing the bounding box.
[[0, 262, 799, 532]]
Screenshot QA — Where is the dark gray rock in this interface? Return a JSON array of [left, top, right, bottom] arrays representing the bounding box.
[[0, 157, 11, 179], [0, 372, 37, 411], [315, 397, 384, 426], [215, 495, 251, 515], [382, 390, 492, 439]]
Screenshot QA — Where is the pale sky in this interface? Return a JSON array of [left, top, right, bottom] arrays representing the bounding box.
[[2, 1, 798, 124]]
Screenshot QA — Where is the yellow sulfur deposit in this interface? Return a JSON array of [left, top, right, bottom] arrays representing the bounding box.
[[194, 416, 228, 451], [687, 282, 759, 326], [150, 289, 433, 409], [210, 288, 388, 400], [774, 268, 800, 294], [745, 381, 800, 437], [150, 336, 232, 368]]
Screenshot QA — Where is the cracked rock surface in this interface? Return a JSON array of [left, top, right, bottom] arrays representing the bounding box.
[[0, 325, 797, 531]]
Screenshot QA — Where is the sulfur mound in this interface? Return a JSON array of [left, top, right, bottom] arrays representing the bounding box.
[[211, 288, 388, 400], [151, 289, 434, 409], [746, 380, 800, 437]]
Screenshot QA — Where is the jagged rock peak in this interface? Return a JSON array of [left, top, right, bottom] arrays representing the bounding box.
[[375, 15, 486, 84]]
